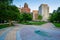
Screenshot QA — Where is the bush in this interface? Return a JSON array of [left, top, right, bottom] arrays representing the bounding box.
[[20, 21, 46, 25], [53, 23, 60, 28]]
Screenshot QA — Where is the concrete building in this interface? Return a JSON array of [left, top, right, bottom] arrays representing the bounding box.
[[32, 10, 38, 20], [39, 4, 49, 21], [18, 8, 21, 12], [21, 3, 30, 13]]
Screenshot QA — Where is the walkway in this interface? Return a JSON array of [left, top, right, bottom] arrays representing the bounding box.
[[0, 23, 60, 40], [20, 23, 60, 40]]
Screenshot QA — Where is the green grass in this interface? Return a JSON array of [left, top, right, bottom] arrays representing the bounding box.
[[0, 24, 9, 29], [20, 21, 46, 25], [53, 23, 60, 28], [0, 23, 14, 29]]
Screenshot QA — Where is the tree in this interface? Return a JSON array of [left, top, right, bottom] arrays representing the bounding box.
[[38, 15, 42, 20], [0, 0, 13, 5], [49, 13, 57, 22], [20, 13, 32, 22], [19, 13, 24, 22], [53, 10, 56, 13], [57, 7, 60, 22], [57, 7, 60, 12], [0, 0, 13, 21], [0, 0, 21, 25], [49, 7, 60, 23]]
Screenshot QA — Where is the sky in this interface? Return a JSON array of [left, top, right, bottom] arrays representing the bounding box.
[[13, 0, 60, 13]]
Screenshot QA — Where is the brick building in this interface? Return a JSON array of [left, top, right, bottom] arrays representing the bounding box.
[[33, 10, 38, 20], [21, 3, 30, 13]]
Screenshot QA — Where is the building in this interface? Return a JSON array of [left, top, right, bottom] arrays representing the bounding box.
[[39, 4, 49, 21], [21, 3, 30, 13], [18, 8, 21, 12], [32, 10, 38, 20]]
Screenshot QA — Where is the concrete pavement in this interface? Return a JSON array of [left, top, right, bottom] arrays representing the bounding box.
[[20, 23, 60, 40], [0, 23, 60, 40]]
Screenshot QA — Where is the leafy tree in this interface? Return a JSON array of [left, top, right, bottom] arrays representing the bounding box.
[[57, 7, 60, 12], [0, 0, 13, 5], [20, 13, 32, 22], [0, 0, 21, 25], [53, 10, 56, 13], [19, 13, 24, 22], [49, 13, 57, 22], [38, 15, 42, 20], [0, 0, 13, 21], [49, 7, 60, 23]]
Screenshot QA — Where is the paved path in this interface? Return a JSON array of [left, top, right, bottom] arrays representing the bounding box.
[[5, 24, 23, 40], [0, 28, 9, 35], [0, 27, 13, 35], [20, 23, 60, 40], [0, 23, 60, 40], [5, 27, 19, 40], [0, 27, 14, 40]]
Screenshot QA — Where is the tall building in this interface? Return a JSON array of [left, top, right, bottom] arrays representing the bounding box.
[[39, 4, 49, 21], [33, 10, 38, 20], [18, 8, 21, 12], [21, 3, 30, 13], [18, 5, 21, 12]]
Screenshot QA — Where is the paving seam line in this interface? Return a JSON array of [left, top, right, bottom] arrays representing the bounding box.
[[16, 28, 22, 40]]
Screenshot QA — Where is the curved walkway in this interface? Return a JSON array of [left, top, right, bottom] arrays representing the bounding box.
[[0, 23, 60, 40], [0, 27, 14, 40], [20, 23, 60, 40]]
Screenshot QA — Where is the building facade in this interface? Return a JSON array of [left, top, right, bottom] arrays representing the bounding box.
[[33, 10, 38, 20], [18, 8, 21, 12], [21, 3, 30, 13], [39, 4, 49, 21]]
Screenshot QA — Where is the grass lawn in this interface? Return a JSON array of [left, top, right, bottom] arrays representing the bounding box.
[[0, 23, 14, 29], [0, 24, 9, 29], [20, 21, 46, 25], [53, 23, 60, 28]]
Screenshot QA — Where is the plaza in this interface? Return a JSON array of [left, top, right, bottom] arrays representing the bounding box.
[[0, 23, 60, 40]]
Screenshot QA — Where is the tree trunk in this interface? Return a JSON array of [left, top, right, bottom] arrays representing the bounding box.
[[9, 20, 12, 26]]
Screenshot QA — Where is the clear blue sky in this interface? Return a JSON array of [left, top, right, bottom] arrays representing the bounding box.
[[13, 0, 60, 13]]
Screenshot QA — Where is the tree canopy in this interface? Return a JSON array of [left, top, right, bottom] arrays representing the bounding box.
[[0, 0, 20, 21], [20, 13, 32, 22], [38, 15, 42, 20], [49, 7, 60, 23]]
